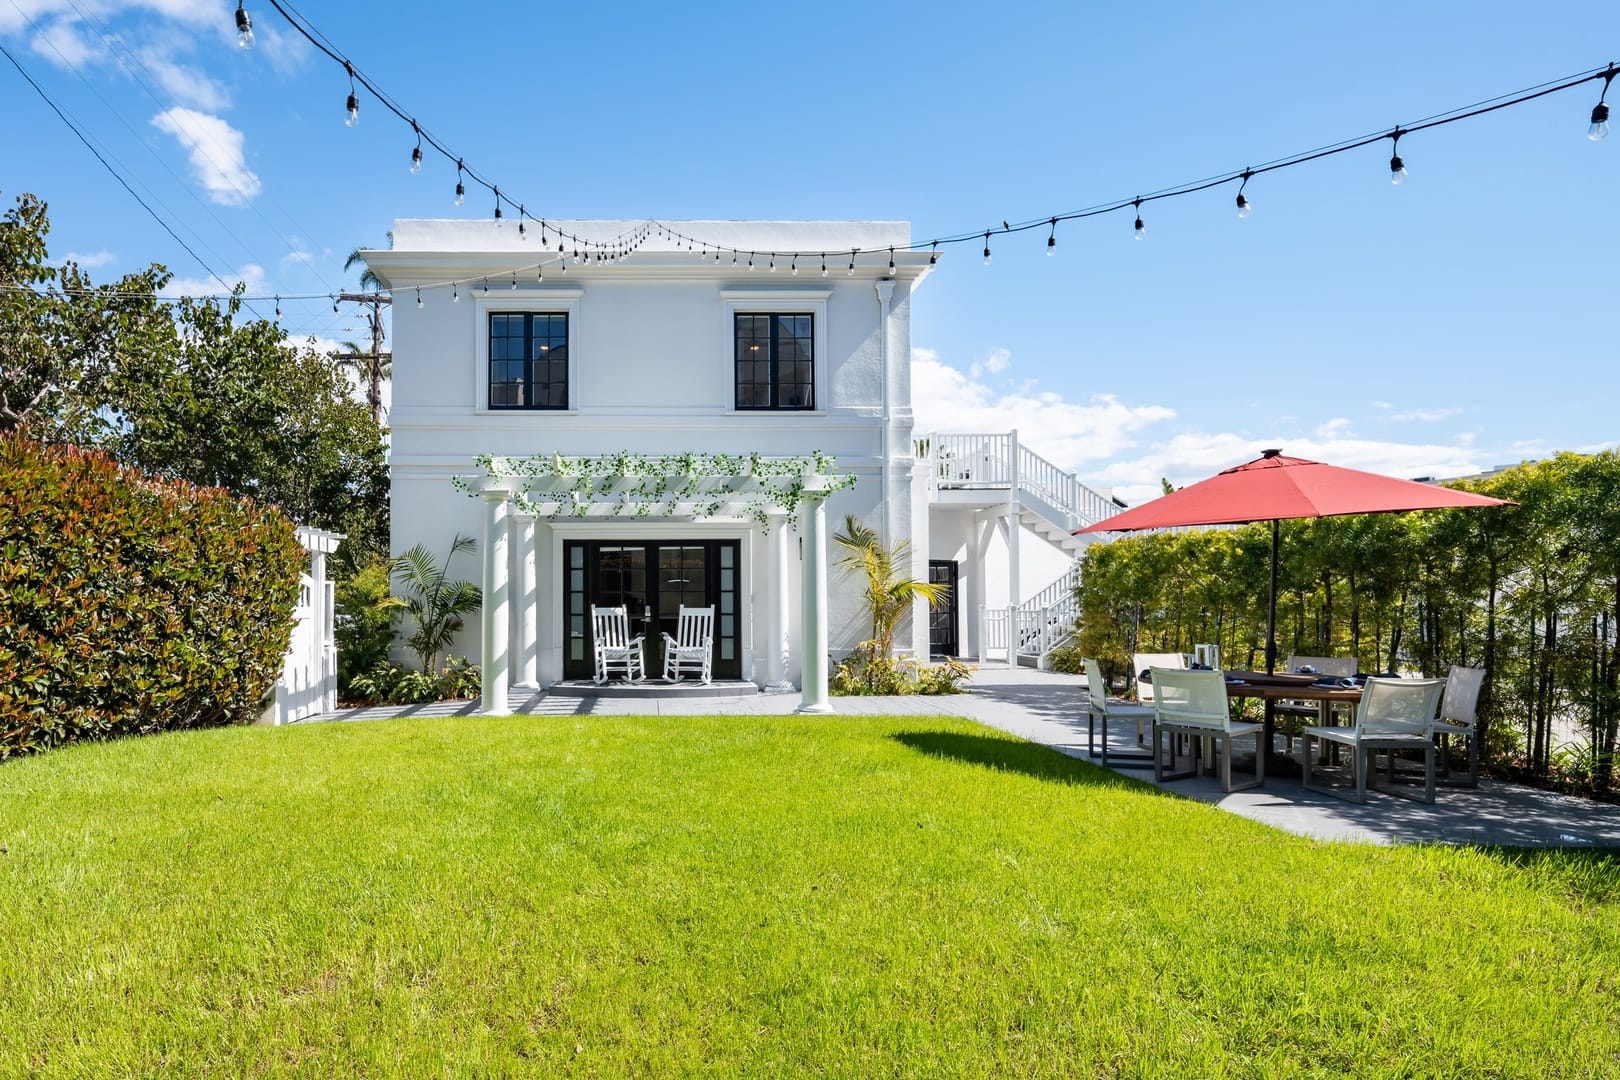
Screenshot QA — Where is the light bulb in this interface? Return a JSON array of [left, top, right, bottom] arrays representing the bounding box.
[[982, 247, 991, 265], [410, 146, 422, 174], [452, 286, 460, 303], [415, 289, 423, 309], [454, 182, 464, 206], [1591, 102, 1611, 140], [1389, 154, 1407, 185], [1236, 193, 1251, 219], [234, 2, 253, 48], [1134, 217, 1145, 240], [1047, 235, 1056, 255], [345, 93, 359, 128]]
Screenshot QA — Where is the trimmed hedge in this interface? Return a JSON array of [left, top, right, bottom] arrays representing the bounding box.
[[0, 437, 303, 757]]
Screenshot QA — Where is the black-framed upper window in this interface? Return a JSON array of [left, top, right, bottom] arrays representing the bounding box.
[[489, 312, 569, 409], [734, 313, 813, 410]]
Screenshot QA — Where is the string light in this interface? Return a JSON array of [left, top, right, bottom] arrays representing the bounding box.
[[982, 231, 991, 265], [1389, 128, 1408, 185], [1133, 198, 1146, 240], [848, 250, 856, 275], [273, 294, 281, 320], [510, 272, 517, 290], [1235, 169, 1253, 218], [1592, 64, 1616, 140], [452, 284, 459, 302], [454, 159, 465, 206], [343, 62, 359, 128], [245, 7, 1613, 275], [536, 265, 543, 283], [1046, 218, 1057, 255], [493, 188, 503, 228], [234, 1, 253, 48], [929, 242, 938, 266], [409, 120, 423, 173], [517, 207, 526, 240], [769, 253, 776, 272], [888, 247, 896, 275], [331, 294, 339, 313], [416, 287, 422, 309], [481, 278, 489, 296], [820, 253, 828, 277]]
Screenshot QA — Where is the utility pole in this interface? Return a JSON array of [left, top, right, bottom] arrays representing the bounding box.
[[337, 291, 391, 427]]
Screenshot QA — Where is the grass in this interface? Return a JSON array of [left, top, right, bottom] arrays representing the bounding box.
[[2, 715, 1619, 1078]]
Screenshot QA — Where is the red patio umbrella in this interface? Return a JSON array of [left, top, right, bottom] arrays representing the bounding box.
[[1076, 449, 1511, 674]]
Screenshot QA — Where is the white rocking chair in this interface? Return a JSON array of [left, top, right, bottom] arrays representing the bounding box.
[[661, 605, 715, 684], [591, 605, 646, 684]]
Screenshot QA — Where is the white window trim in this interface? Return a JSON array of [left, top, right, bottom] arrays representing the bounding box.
[[721, 289, 830, 416], [473, 288, 585, 414]]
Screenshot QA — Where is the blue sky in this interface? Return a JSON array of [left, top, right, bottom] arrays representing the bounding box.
[[2, 0, 1614, 503]]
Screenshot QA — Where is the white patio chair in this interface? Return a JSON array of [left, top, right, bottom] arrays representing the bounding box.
[[1131, 652, 1187, 745], [591, 605, 646, 684], [1277, 654, 1359, 751], [661, 605, 715, 684], [1083, 658, 1155, 770], [1434, 665, 1485, 787], [1151, 668, 1265, 793], [1302, 677, 1445, 804]]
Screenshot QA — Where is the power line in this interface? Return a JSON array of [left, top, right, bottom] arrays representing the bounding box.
[[0, 40, 272, 320]]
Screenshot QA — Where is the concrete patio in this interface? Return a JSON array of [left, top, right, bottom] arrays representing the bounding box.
[[309, 666, 1620, 848]]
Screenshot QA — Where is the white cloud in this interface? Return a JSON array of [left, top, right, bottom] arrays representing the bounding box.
[[969, 346, 1011, 379], [159, 262, 266, 298], [256, 23, 310, 74], [910, 346, 1488, 508], [28, 15, 101, 68], [1390, 407, 1462, 423], [912, 346, 1176, 468], [62, 250, 116, 268], [280, 249, 313, 269], [151, 106, 260, 205], [136, 47, 229, 110]]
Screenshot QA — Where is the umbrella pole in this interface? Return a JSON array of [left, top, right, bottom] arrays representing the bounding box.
[[1266, 519, 1279, 675]]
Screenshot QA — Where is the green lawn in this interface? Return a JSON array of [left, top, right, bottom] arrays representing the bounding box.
[[2, 716, 1618, 1078]]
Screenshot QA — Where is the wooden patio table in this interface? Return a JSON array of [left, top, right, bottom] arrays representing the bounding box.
[[1223, 680, 1365, 772]]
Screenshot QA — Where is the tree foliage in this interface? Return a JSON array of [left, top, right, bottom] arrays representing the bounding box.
[[0, 192, 389, 570], [391, 535, 482, 675], [1075, 452, 1620, 796]]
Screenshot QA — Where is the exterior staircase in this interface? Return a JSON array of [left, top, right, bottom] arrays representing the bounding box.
[[923, 432, 1122, 667]]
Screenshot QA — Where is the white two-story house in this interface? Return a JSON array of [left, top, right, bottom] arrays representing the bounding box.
[[364, 219, 1118, 712]]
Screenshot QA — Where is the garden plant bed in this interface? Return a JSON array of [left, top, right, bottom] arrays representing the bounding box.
[[2, 715, 1617, 1076]]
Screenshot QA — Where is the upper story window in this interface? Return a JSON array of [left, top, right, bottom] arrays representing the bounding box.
[[489, 312, 568, 409], [734, 313, 813, 410]]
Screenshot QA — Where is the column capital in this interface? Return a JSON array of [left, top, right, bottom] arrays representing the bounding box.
[[478, 476, 513, 500]]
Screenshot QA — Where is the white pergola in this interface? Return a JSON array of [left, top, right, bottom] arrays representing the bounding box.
[[469, 456, 848, 715]]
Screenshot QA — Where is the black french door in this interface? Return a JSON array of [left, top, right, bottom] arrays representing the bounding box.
[[562, 540, 741, 680], [928, 560, 959, 658]]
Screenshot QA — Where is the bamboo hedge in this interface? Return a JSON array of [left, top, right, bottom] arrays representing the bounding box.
[[1073, 450, 1620, 795]]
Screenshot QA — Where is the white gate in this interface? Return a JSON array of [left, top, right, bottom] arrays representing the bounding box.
[[265, 527, 343, 725]]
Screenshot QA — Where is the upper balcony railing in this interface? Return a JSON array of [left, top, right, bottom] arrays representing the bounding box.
[[922, 431, 1121, 530]]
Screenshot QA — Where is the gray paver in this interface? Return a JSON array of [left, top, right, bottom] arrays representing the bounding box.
[[305, 667, 1620, 848]]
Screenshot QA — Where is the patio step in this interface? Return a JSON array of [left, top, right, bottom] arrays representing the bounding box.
[[548, 679, 760, 699]]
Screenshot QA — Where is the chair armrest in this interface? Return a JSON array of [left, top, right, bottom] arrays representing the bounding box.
[[660, 633, 678, 648], [626, 634, 646, 647]]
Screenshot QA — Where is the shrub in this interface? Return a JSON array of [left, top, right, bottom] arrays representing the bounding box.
[[345, 658, 482, 706], [831, 641, 973, 696], [0, 437, 302, 757], [1045, 639, 1085, 675], [335, 560, 401, 697]]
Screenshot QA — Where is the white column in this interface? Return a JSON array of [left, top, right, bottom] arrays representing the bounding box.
[[1006, 503, 1021, 669], [515, 514, 538, 688], [769, 511, 793, 690], [480, 484, 511, 716], [797, 491, 832, 713], [874, 279, 897, 544]]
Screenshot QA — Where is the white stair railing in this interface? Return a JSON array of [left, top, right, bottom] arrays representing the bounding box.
[[927, 431, 1118, 530], [980, 562, 1082, 667]]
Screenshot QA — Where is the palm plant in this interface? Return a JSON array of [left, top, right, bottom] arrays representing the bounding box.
[[833, 515, 947, 658], [391, 534, 481, 674]]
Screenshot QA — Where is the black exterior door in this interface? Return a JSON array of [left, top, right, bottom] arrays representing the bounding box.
[[563, 540, 741, 680], [928, 560, 958, 658]]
